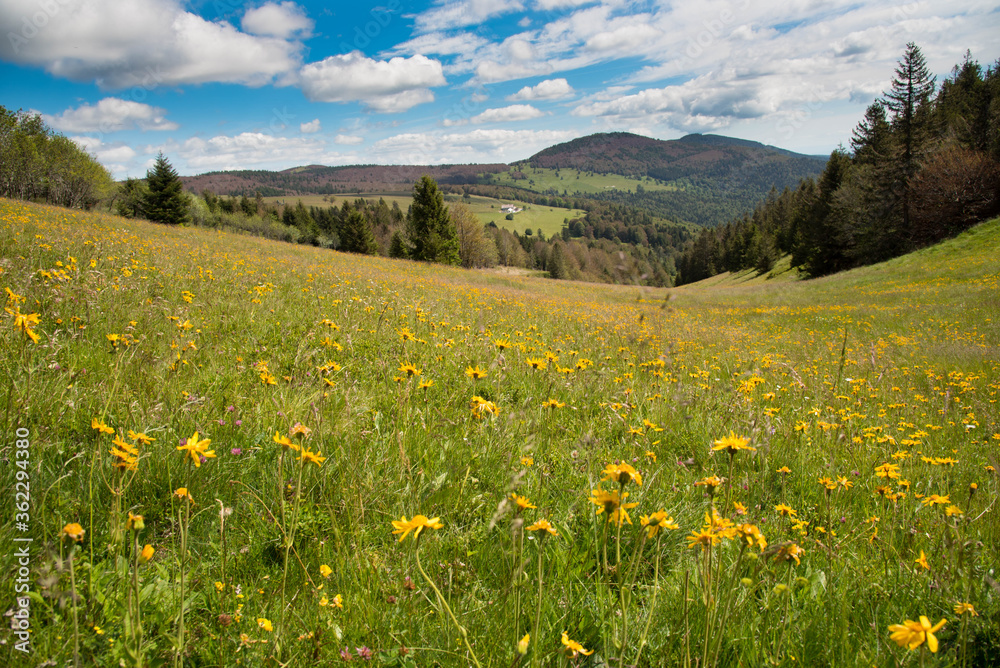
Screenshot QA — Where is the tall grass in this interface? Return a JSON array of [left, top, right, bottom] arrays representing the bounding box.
[[1, 198, 997, 666]]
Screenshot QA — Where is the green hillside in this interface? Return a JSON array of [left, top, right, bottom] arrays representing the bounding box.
[[2, 198, 996, 667]]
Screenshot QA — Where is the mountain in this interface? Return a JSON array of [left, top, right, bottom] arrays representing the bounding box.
[[516, 132, 828, 226], [180, 132, 828, 227]]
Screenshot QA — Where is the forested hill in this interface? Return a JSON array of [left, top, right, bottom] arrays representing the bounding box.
[[525, 132, 825, 179]]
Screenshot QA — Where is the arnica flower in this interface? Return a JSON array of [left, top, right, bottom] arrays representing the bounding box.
[[62, 523, 85, 542], [561, 631, 594, 658], [889, 616, 946, 652], [589, 488, 639, 526], [945, 505, 963, 517], [921, 494, 950, 507], [319, 564, 333, 579], [465, 365, 488, 380], [953, 602, 978, 616], [289, 423, 312, 440], [915, 550, 930, 570], [256, 618, 273, 632], [299, 448, 327, 466], [128, 430, 155, 446], [391, 514, 443, 542], [470, 395, 498, 419], [541, 398, 565, 409], [774, 542, 805, 566], [736, 523, 767, 551], [510, 493, 536, 511], [91, 418, 115, 435], [776, 466, 791, 474], [273, 430, 299, 452], [836, 475, 854, 490], [126, 512, 145, 531], [602, 461, 643, 487], [687, 528, 720, 550], [818, 476, 838, 491], [139, 544, 154, 564], [10, 309, 41, 343], [640, 510, 679, 539], [695, 475, 723, 489], [110, 437, 139, 471], [875, 462, 900, 479], [177, 431, 215, 467], [733, 501, 748, 515], [526, 519, 558, 536], [775, 503, 797, 517], [398, 362, 421, 377], [174, 487, 195, 504], [517, 633, 530, 655], [526, 357, 547, 370], [712, 431, 755, 455], [520, 456, 534, 467]]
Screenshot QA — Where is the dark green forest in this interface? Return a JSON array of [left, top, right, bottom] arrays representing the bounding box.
[[675, 45, 1000, 284]]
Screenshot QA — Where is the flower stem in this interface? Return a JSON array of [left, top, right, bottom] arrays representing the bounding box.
[[415, 544, 482, 668], [531, 536, 545, 668]]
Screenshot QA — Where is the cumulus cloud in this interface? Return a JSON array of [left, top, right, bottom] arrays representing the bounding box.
[[44, 98, 178, 133], [508, 78, 574, 101], [169, 131, 349, 171], [471, 104, 544, 124], [300, 119, 322, 133], [241, 1, 313, 39], [413, 0, 524, 33], [334, 134, 364, 145], [297, 53, 445, 112], [0, 0, 303, 88], [69, 136, 140, 179], [585, 24, 662, 52], [475, 60, 552, 83], [371, 128, 579, 164]]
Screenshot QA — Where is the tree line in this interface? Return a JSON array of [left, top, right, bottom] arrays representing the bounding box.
[[0, 105, 114, 209], [675, 45, 1000, 284]]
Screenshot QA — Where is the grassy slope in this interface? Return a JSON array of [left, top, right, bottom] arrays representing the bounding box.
[[1, 199, 997, 667]]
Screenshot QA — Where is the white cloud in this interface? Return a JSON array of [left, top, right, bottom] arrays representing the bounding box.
[[300, 119, 322, 133], [535, 0, 595, 9], [297, 53, 445, 112], [334, 134, 364, 145], [0, 0, 303, 88], [413, 0, 524, 33], [69, 136, 141, 179], [169, 131, 348, 171], [508, 78, 574, 101], [585, 24, 661, 52], [471, 104, 545, 124], [44, 98, 178, 133], [371, 128, 579, 164], [241, 2, 313, 39], [475, 60, 552, 83]]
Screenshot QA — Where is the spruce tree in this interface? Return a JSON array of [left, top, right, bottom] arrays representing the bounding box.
[[143, 152, 188, 225], [340, 209, 378, 255], [883, 43, 936, 232], [406, 175, 460, 265]]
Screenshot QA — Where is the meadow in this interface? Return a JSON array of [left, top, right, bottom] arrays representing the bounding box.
[[1, 197, 997, 667], [489, 167, 681, 196]]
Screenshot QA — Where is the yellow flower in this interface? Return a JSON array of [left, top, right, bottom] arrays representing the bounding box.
[[526, 519, 558, 536], [818, 476, 838, 491], [176, 431, 215, 467], [128, 430, 156, 446], [889, 616, 946, 652], [774, 542, 805, 565], [915, 550, 930, 570], [391, 514, 443, 542], [541, 398, 565, 409], [289, 423, 312, 440], [62, 523, 85, 542], [640, 510, 679, 539], [589, 488, 639, 526], [174, 487, 195, 503], [775, 503, 797, 517], [273, 430, 299, 451], [645, 450, 657, 463], [299, 448, 326, 467], [319, 564, 332, 579], [398, 362, 421, 377], [560, 631, 594, 658], [712, 431, 754, 454], [419, 378, 434, 390], [733, 501, 748, 515], [470, 395, 498, 419], [517, 633, 530, 655], [139, 544, 154, 564], [875, 462, 900, 479], [945, 505, 963, 517], [256, 618, 273, 632], [91, 418, 115, 435], [601, 461, 643, 487], [526, 357, 547, 370], [695, 475, 723, 489], [332, 593, 343, 609], [953, 602, 977, 616], [735, 523, 767, 551], [776, 466, 791, 474], [510, 493, 536, 511], [520, 456, 534, 467], [465, 365, 488, 380], [126, 512, 145, 531]]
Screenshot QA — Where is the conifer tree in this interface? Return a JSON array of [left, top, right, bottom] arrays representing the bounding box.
[[339, 209, 378, 255], [143, 152, 188, 225], [406, 175, 460, 265]]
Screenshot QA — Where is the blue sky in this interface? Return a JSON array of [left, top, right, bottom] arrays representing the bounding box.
[[2, 0, 997, 178]]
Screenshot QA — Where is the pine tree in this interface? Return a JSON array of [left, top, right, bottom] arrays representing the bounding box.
[[339, 209, 378, 255], [406, 175, 460, 265], [143, 152, 188, 225], [850, 101, 891, 165], [883, 43, 936, 232]]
